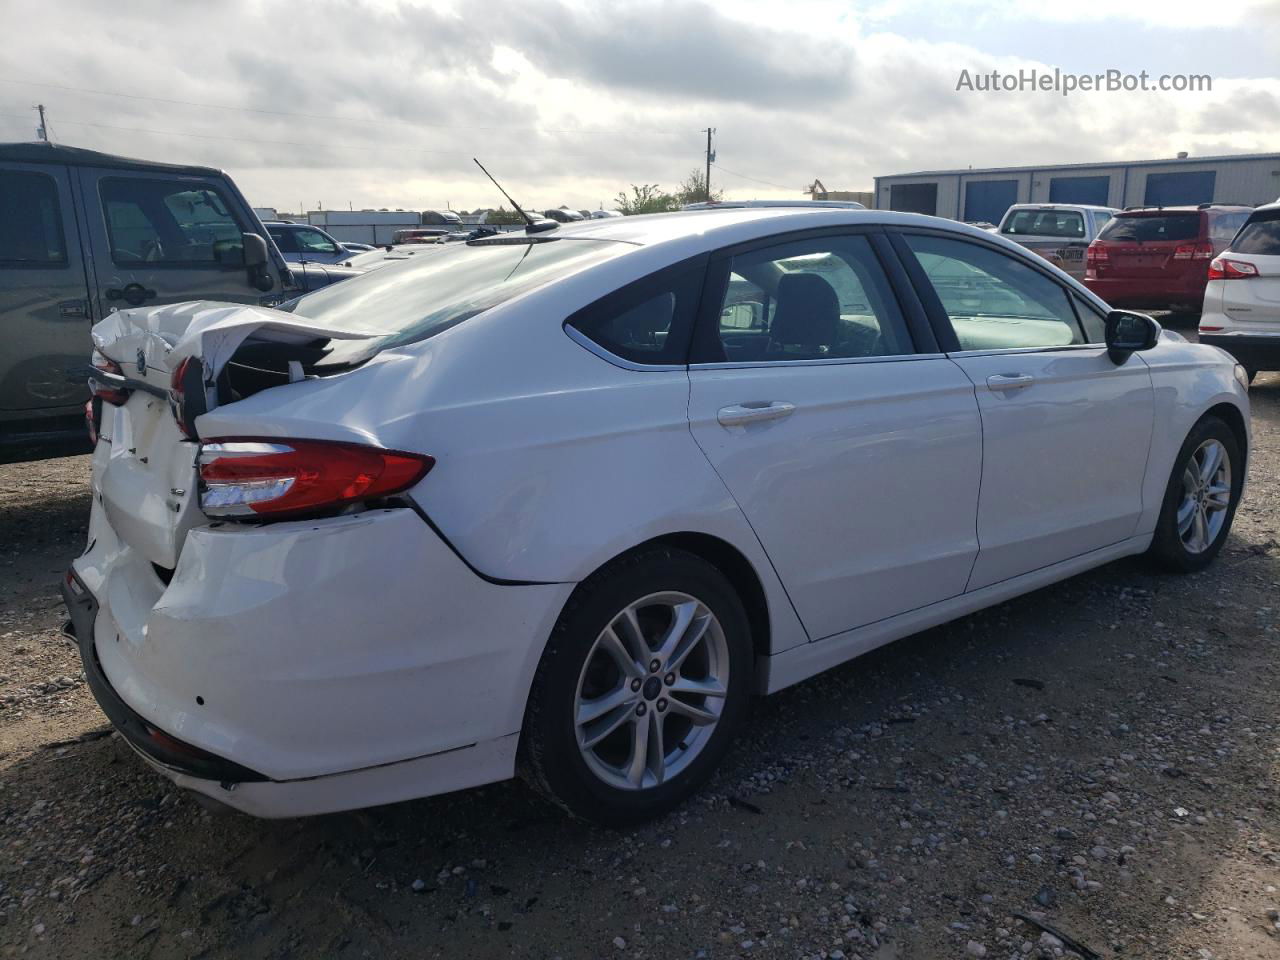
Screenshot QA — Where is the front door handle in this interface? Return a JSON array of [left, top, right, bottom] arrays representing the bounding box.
[[986, 374, 1034, 392], [717, 401, 796, 427]]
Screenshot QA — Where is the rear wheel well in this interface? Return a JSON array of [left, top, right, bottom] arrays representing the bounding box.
[[1204, 402, 1248, 467], [600, 533, 772, 665]]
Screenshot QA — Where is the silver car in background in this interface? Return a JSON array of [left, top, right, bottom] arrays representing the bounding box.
[[996, 203, 1118, 279]]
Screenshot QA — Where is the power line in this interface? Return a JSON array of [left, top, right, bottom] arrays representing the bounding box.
[[711, 162, 795, 192], [0, 77, 665, 138], [0, 111, 600, 161]]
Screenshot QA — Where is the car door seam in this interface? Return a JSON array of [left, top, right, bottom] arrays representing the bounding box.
[[683, 368, 812, 642], [947, 356, 985, 593]]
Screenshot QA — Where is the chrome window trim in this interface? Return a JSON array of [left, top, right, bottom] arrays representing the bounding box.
[[945, 343, 1105, 359], [690, 352, 946, 371], [562, 324, 686, 372]]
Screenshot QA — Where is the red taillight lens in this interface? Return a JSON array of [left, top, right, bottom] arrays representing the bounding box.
[[84, 398, 99, 445], [88, 350, 129, 406], [1207, 256, 1259, 280], [169, 356, 202, 439], [1084, 243, 1107, 278], [198, 439, 434, 518], [1174, 241, 1214, 260]]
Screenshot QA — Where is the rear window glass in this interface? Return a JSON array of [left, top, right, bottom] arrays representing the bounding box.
[[285, 237, 630, 348], [0, 170, 66, 266], [1097, 214, 1200, 243], [1231, 210, 1280, 256], [1209, 212, 1250, 244], [1001, 210, 1085, 239]]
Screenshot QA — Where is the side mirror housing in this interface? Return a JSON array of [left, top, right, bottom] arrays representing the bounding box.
[[1105, 310, 1160, 364], [242, 233, 275, 292]]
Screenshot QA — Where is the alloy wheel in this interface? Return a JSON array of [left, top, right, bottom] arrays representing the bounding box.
[[1176, 438, 1232, 554], [573, 591, 729, 791]]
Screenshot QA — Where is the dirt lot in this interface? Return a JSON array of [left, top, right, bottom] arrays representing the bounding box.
[[2, 368, 1278, 959]]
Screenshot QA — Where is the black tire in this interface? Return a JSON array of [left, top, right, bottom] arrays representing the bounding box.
[[1148, 415, 1243, 573], [519, 547, 753, 827]]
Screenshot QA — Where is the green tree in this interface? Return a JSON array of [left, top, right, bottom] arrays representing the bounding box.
[[482, 205, 526, 225], [675, 169, 723, 206], [614, 183, 681, 216]]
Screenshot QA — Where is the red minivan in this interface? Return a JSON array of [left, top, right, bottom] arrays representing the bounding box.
[[1084, 204, 1252, 312]]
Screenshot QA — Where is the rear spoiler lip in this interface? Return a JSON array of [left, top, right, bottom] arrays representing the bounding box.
[[78, 365, 169, 400]]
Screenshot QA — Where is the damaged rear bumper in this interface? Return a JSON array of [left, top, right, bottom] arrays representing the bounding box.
[[63, 503, 573, 817]]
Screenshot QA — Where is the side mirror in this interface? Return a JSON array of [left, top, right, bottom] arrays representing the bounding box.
[[243, 232, 269, 269], [1105, 310, 1160, 364], [242, 233, 275, 292]]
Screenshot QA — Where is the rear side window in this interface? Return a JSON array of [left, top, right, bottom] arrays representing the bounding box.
[[566, 258, 705, 365], [1002, 210, 1085, 239], [1097, 214, 1200, 243], [1231, 210, 1280, 255], [903, 233, 1083, 350], [100, 178, 244, 266], [1209, 212, 1250, 243], [1091, 211, 1113, 232], [0, 170, 67, 267], [266, 226, 299, 253]]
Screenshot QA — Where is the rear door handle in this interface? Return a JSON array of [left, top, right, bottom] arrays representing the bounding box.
[[986, 374, 1034, 392], [717, 401, 796, 427]]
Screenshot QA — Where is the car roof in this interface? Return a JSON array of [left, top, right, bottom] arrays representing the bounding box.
[[519, 207, 1000, 249], [683, 199, 866, 211], [1004, 203, 1118, 212], [0, 141, 223, 177]]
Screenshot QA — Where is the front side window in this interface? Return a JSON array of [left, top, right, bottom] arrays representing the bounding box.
[[0, 170, 66, 266], [1231, 209, 1280, 255], [702, 235, 912, 363], [1002, 210, 1085, 239], [903, 233, 1084, 351], [294, 228, 340, 255], [100, 178, 244, 266]]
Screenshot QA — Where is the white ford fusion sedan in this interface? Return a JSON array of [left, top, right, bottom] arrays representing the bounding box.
[[64, 207, 1250, 824]]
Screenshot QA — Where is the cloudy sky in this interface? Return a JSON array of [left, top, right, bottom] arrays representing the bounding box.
[[3, 0, 1278, 213]]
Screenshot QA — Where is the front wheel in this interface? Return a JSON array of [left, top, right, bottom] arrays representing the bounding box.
[[1148, 416, 1243, 573], [519, 548, 752, 826]]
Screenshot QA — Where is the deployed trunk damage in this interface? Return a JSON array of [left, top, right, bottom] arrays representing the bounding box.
[[89, 302, 380, 568]]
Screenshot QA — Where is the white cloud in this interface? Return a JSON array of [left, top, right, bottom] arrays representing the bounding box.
[[1, 0, 1275, 211]]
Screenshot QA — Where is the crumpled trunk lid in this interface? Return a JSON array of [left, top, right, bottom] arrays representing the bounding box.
[[90, 301, 379, 569]]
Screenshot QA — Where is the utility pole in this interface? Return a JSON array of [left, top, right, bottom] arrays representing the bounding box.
[[704, 128, 715, 202], [35, 104, 48, 142]]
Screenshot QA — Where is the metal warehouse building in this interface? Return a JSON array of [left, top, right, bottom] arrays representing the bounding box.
[[874, 152, 1280, 224]]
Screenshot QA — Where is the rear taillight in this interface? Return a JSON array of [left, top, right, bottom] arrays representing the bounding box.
[[1207, 257, 1259, 280], [1173, 241, 1214, 260], [84, 398, 99, 445], [197, 439, 433, 519], [88, 350, 129, 406], [1084, 243, 1107, 278], [169, 356, 203, 439]]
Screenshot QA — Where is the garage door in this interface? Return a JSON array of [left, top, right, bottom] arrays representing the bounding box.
[[963, 180, 1018, 224], [889, 183, 938, 216], [1049, 176, 1111, 206], [1143, 171, 1216, 207]]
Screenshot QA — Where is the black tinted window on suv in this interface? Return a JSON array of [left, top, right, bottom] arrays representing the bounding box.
[[1227, 210, 1279, 255], [1097, 214, 1200, 243], [0, 170, 67, 266]]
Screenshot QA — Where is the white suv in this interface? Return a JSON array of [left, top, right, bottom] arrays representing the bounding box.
[[1200, 203, 1280, 380]]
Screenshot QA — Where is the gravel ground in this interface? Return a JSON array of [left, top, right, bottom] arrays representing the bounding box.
[[1, 364, 1277, 959]]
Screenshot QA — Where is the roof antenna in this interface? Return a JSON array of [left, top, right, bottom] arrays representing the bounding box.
[[473, 158, 535, 228]]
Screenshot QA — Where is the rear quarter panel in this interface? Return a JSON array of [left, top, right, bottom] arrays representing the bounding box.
[[195, 253, 811, 656]]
